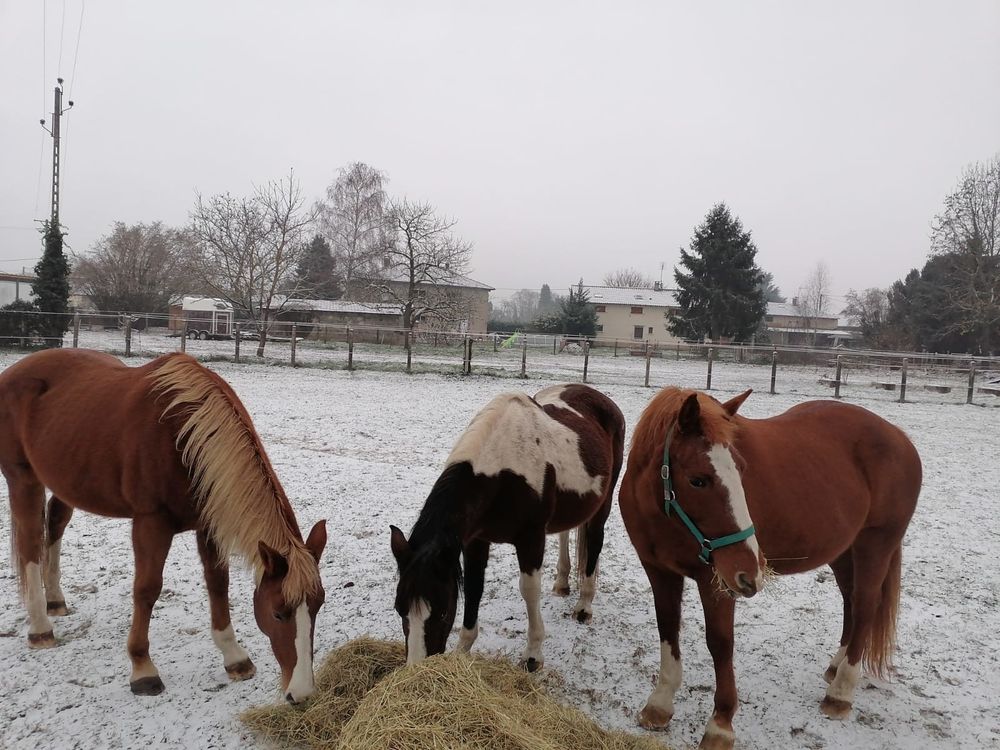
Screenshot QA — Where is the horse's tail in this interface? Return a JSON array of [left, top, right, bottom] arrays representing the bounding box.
[[575, 523, 588, 585], [865, 543, 902, 679]]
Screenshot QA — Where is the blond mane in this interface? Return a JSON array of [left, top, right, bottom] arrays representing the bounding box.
[[149, 354, 320, 603], [631, 387, 738, 457]]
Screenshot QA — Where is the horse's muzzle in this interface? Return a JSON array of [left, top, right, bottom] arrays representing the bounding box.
[[735, 572, 758, 598]]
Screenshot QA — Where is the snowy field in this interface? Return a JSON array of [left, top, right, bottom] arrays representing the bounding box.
[[1, 346, 998, 750]]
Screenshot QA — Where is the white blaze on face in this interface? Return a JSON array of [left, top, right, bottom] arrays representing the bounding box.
[[707, 444, 762, 578], [446, 392, 603, 497], [285, 603, 314, 701], [406, 599, 431, 665]]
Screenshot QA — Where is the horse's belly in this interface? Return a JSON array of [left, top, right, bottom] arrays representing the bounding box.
[[545, 490, 604, 534]]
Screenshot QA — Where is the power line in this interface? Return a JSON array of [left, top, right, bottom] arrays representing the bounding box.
[[68, 0, 85, 100], [57, 0, 67, 73]]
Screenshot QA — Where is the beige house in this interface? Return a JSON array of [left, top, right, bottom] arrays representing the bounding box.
[[765, 300, 850, 347], [583, 285, 682, 344]]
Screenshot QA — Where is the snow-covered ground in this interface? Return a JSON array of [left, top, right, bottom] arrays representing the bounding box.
[[1, 346, 998, 750]]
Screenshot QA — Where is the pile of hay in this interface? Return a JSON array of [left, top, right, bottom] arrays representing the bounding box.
[[242, 637, 669, 750]]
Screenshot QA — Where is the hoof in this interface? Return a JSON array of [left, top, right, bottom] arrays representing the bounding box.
[[224, 658, 257, 681], [823, 665, 838, 684], [130, 675, 165, 696], [47, 601, 68, 616], [522, 657, 543, 673], [699, 733, 735, 750], [637, 704, 673, 730], [27, 630, 56, 649], [573, 608, 593, 624], [820, 695, 852, 719], [552, 585, 571, 597]]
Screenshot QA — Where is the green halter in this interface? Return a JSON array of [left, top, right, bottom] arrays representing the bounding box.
[[661, 423, 756, 565]]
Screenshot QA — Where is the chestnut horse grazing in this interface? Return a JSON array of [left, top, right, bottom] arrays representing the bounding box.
[[0, 349, 327, 703], [619, 387, 920, 750], [390, 383, 625, 671]]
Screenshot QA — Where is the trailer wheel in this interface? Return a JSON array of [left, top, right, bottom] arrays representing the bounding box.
[[198, 331, 209, 341], [187, 330, 197, 340]]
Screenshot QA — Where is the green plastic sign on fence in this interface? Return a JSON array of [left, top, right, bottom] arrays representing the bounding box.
[[501, 332, 519, 349]]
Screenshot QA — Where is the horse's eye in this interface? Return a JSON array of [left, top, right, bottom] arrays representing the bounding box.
[[690, 477, 708, 488], [273, 610, 289, 622]]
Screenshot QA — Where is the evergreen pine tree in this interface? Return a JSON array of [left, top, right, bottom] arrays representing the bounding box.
[[538, 283, 555, 313], [295, 234, 342, 299], [670, 204, 767, 342], [557, 280, 597, 336], [32, 221, 71, 347]]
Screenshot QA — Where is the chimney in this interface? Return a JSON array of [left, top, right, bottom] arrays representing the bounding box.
[[653, 280, 663, 291], [792, 296, 799, 307]]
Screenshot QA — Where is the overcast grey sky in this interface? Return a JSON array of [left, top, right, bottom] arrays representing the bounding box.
[[2, 1, 998, 308]]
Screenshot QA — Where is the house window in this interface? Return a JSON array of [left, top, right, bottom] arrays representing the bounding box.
[[765, 315, 773, 322], [595, 305, 606, 312], [648, 326, 653, 334], [633, 325, 644, 339], [630, 306, 643, 314], [595, 324, 604, 332]]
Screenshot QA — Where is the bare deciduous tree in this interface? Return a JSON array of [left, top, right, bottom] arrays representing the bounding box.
[[494, 289, 540, 323], [843, 288, 890, 347], [931, 155, 1000, 353], [73, 221, 193, 313], [316, 162, 389, 297], [190, 172, 314, 356], [798, 262, 832, 344], [602, 267, 654, 288], [368, 198, 473, 330]]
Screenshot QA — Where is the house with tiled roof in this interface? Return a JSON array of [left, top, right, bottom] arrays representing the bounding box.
[[581, 284, 682, 344]]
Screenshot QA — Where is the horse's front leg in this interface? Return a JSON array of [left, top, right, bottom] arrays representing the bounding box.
[[515, 533, 546, 672], [127, 515, 174, 695], [457, 538, 490, 652], [196, 529, 255, 681], [43, 496, 74, 616], [637, 562, 684, 730], [696, 576, 739, 750]]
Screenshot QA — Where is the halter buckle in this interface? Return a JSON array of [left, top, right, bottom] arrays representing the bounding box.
[[660, 465, 670, 480]]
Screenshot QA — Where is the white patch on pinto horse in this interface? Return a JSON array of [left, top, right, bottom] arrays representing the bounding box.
[[645, 641, 682, 717], [211, 624, 250, 667], [406, 599, 430, 665], [533, 384, 584, 417], [518, 569, 545, 666], [456, 624, 478, 652], [446, 393, 603, 497], [707, 444, 762, 583], [285, 603, 314, 702]]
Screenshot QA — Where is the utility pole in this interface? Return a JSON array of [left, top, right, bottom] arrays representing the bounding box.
[[40, 78, 74, 227]]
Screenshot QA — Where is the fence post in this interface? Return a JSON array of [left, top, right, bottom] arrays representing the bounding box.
[[613, 338, 618, 358], [290, 324, 297, 366], [967, 359, 977, 404], [706, 347, 714, 390], [676, 341, 681, 360], [899, 358, 908, 403], [644, 340, 652, 387], [770, 349, 778, 394], [834, 355, 843, 399], [124, 317, 132, 357], [552, 336, 557, 355], [582, 339, 590, 383], [520, 335, 527, 378], [405, 330, 412, 373], [72, 313, 80, 348], [180, 325, 187, 353], [347, 327, 354, 371], [464, 335, 472, 375], [234, 328, 241, 363], [493, 334, 498, 353]]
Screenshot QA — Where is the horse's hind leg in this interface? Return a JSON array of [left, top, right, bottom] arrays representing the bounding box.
[[552, 531, 571, 596], [196, 529, 255, 681], [515, 533, 546, 672], [127, 514, 174, 695], [44, 496, 73, 616], [457, 538, 490, 652], [573, 500, 612, 623], [825, 552, 854, 683], [6, 467, 56, 648]]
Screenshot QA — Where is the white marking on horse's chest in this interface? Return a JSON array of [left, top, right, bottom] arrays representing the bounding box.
[[286, 603, 314, 698], [707, 444, 760, 558], [446, 392, 604, 497], [406, 599, 430, 665]]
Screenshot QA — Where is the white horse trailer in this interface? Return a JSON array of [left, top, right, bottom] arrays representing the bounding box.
[[181, 297, 233, 340]]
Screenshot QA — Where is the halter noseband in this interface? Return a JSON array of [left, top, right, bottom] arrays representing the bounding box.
[[661, 422, 756, 565]]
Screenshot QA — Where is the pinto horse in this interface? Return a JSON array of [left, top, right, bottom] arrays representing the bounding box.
[[619, 387, 921, 750], [0, 349, 327, 702], [389, 383, 625, 671]]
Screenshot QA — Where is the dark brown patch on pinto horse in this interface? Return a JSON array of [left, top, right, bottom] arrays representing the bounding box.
[[619, 387, 921, 749], [390, 383, 625, 672], [0, 349, 326, 701]]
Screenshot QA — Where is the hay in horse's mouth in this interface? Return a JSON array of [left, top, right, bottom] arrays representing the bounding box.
[[241, 636, 673, 750]]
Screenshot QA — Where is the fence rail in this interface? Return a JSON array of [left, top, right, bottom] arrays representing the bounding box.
[[1, 309, 999, 406]]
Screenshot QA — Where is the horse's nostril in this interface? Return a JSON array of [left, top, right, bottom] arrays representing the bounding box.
[[285, 693, 296, 705], [736, 572, 757, 597]]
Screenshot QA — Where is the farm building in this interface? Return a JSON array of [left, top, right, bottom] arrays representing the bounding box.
[[277, 299, 403, 342], [765, 300, 852, 347], [0, 272, 34, 307], [582, 284, 682, 345]]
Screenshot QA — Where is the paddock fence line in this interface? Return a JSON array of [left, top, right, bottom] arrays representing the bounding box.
[[1, 309, 999, 406]]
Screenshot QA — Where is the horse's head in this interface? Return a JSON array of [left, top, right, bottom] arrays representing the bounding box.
[[668, 390, 765, 598], [389, 525, 460, 664], [253, 520, 327, 704]]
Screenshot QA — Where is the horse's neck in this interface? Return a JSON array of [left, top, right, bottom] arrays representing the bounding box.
[[412, 470, 469, 552]]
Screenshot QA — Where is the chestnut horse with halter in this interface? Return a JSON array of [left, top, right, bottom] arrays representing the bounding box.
[[390, 383, 625, 671], [0, 349, 327, 703], [620, 387, 920, 750]]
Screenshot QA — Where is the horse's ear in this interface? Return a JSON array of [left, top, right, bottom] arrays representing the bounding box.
[[678, 393, 702, 435], [305, 520, 328, 563], [258, 541, 289, 578], [722, 389, 752, 416], [390, 525, 411, 568]]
